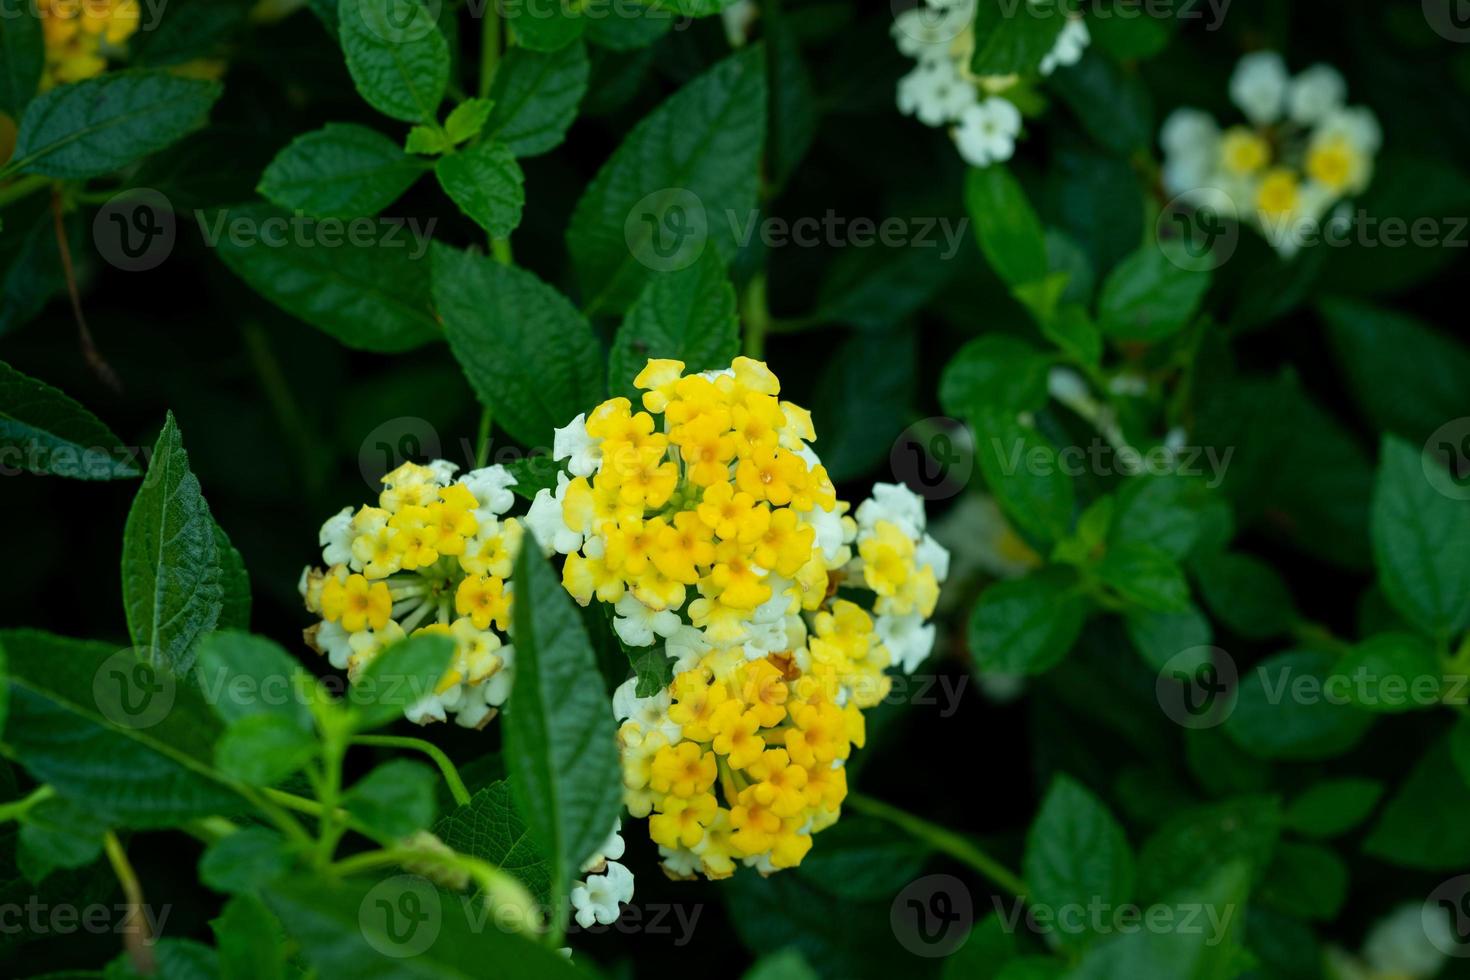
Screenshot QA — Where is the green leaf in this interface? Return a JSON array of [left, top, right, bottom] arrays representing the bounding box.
[[208, 203, 440, 353], [1040, 305, 1102, 367], [743, 950, 820, 980], [484, 41, 589, 157], [444, 97, 494, 144], [1096, 244, 1209, 342], [215, 713, 318, 787], [1, 630, 241, 827], [348, 632, 455, 730], [507, 0, 585, 51], [1370, 435, 1470, 636], [17, 797, 108, 883], [338, 0, 449, 123], [435, 780, 552, 905], [1321, 297, 1470, 442], [1281, 778, 1383, 839], [0, 360, 139, 479], [1330, 632, 1442, 714], [258, 123, 426, 218], [104, 938, 219, 980], [809, 328, 916, 483], [199, 827, 294, 894], [11, 70, 221, 179], [196, 631, 313, 728], [942, 916, 1018, 980], [569, 45, 766, 314], [264, 874, 583, 976], [434, 141, 525, 238], [1452, 716, 1470, 787], [1191, 552, 1295, 640], [973, 406, 1076, 545], [969, 569, 1090, 676], [214, 523, 252, 632], [631, 647, 674, 699], [792, 817, 930, 903], [1364, 736, 1470, 869], [1051, 49, 1154, 157], [1024, 775, 1134, 949], [1257, 842, 1347, 922], [1123, 603, 1212, 672], [1137, 796, 1279, 901], [432, 245, 604, 448], [0, 0, 43, 119], [812, 241, 958, 331], [1109, 474, 1202, 562], [506, 546, 623, 938], [502, 454, 563, 502], [969, 0, 1067, 76], [964, 164, 1049, 287], [584, 4, 674, 49], [1096, 544, 1191, 614], [344, 759, 438, 839], [939, 336, 1051, 419], [608, 250, 740, 400], [1224, 650, 1373, 761], [213, 893, 288, 980], [122, 412, 224, 674]]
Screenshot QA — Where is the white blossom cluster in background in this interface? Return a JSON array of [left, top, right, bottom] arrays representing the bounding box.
[[892, 0, 1090, 167], [1160, 51, 1381, 258]]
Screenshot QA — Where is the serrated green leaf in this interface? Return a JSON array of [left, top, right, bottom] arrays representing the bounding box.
[[484, 41, 589, 157], [1, 630, 242, 827], [1096, 543, 1191, 613], [507, 0, 585, 51], [435, 780, 552, 904], [1123, 603, 1212, 672], [12, 70, 221, 179], [338, 0, 449, 123], [212, 893, 288, 980], [444, 97, 493, 143], [213, 523, 252, 632], [939, 335, 1051, 419], [1191, 552, 1295, 640], [258, 123, 426, 218], [215, 713, 318, 787], [1330, 632, 1441, 714], [965, 164, 1049, 287], [17, 797, 108, 883], [969, 0, 1067, 76], [506, 546, 623, 939], [432, 244, 604, 448], [1364, 736, 1470, 869], [1281, 778, 1383, 839], [434, 141, 525, 238], [207, 203, 439, 353], [973, 406, 1076, 545], [0, 0, 43, 119], [584, 3, 675, 49], [1370, 435, 1470, 636], [344, 759, 438, 839], [608, 249, 739, 400], [969, 568, 1089, 676], [0, 360, 138, 479], [1024, 775, 1134, 949], [1225, 650, 1373, 761], [199, 826, 295, 894], [122, 412, 223, 674], [347, 632, 455, 730], [570, 44, 766, 314], [1097, 244, 1209, 342], [196, 631, 313, 728]]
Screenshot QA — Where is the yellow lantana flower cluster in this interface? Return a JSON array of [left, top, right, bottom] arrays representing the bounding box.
[[531, 357, 950, 878], [300, 460, 525, 727], [1161, 51, 1380, 258], [38, 0, 140, 89]]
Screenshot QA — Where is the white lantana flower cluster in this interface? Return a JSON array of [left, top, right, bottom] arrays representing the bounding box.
[[570, 820, 635, 929], [1160, 51, 1381, 257], [892, 0, 1090, 166]]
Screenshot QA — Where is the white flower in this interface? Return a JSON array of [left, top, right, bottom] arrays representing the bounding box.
[[316, 620, 354, 670], [454, 693, 495, 729], [484, 644, 514, 706], [319, 507, 354, 567], [897, 58, 977, 127], [876, 612, 936, 674], [1229, 51, 1288, 125], [581, 819, 627, 871], [856, 482, 927, 538], [614, 679, 682, 744], [720, 0, 758, 47], [427, 459, 459, 485], [552, 413, 601, 479], [1287, 64, 1346, 125], [666, 625, 712, 676], [462, 464, 517, 517], [1363, 903, 1451, 978], [657, 846, 701, 877], [1318, 105, 1382, 156], [524, 472, 582, 556], [804, 504, 852, 566], [916, 534, 950, 583], [1161, 108, 1220, 157], [1040, 18, 1089, 76], [953, 97, 1022, 167], [612, 594, 681, 647], [892, 0, 975, 60], [570, 861, 634, 927], [405, 692, 447, 725]]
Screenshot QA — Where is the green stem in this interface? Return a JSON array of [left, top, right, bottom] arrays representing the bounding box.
[[353, 734, 472, 807], [478, 3, 501, 100], [238, 786, 316, 850], [0, 174, 50, 209], [315, 738, 347, 866], [104, 832, 157, 974], [741, 272, 771, 360], [474, 407, 494, 468], [847, 792, 1029, 898], [0, 784, 55, 822]]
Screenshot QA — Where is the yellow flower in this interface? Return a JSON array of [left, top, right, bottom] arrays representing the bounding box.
[[455, 575, 511, 631], [649, 792, 718, 849], [1305, 135, 1361, 194], [1255, 167, 1301, 217], [1219, 126, 1270, 176], [650, 742, 718, 797], [321, 573, 391, 633], [710, 703, 766, 769]]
